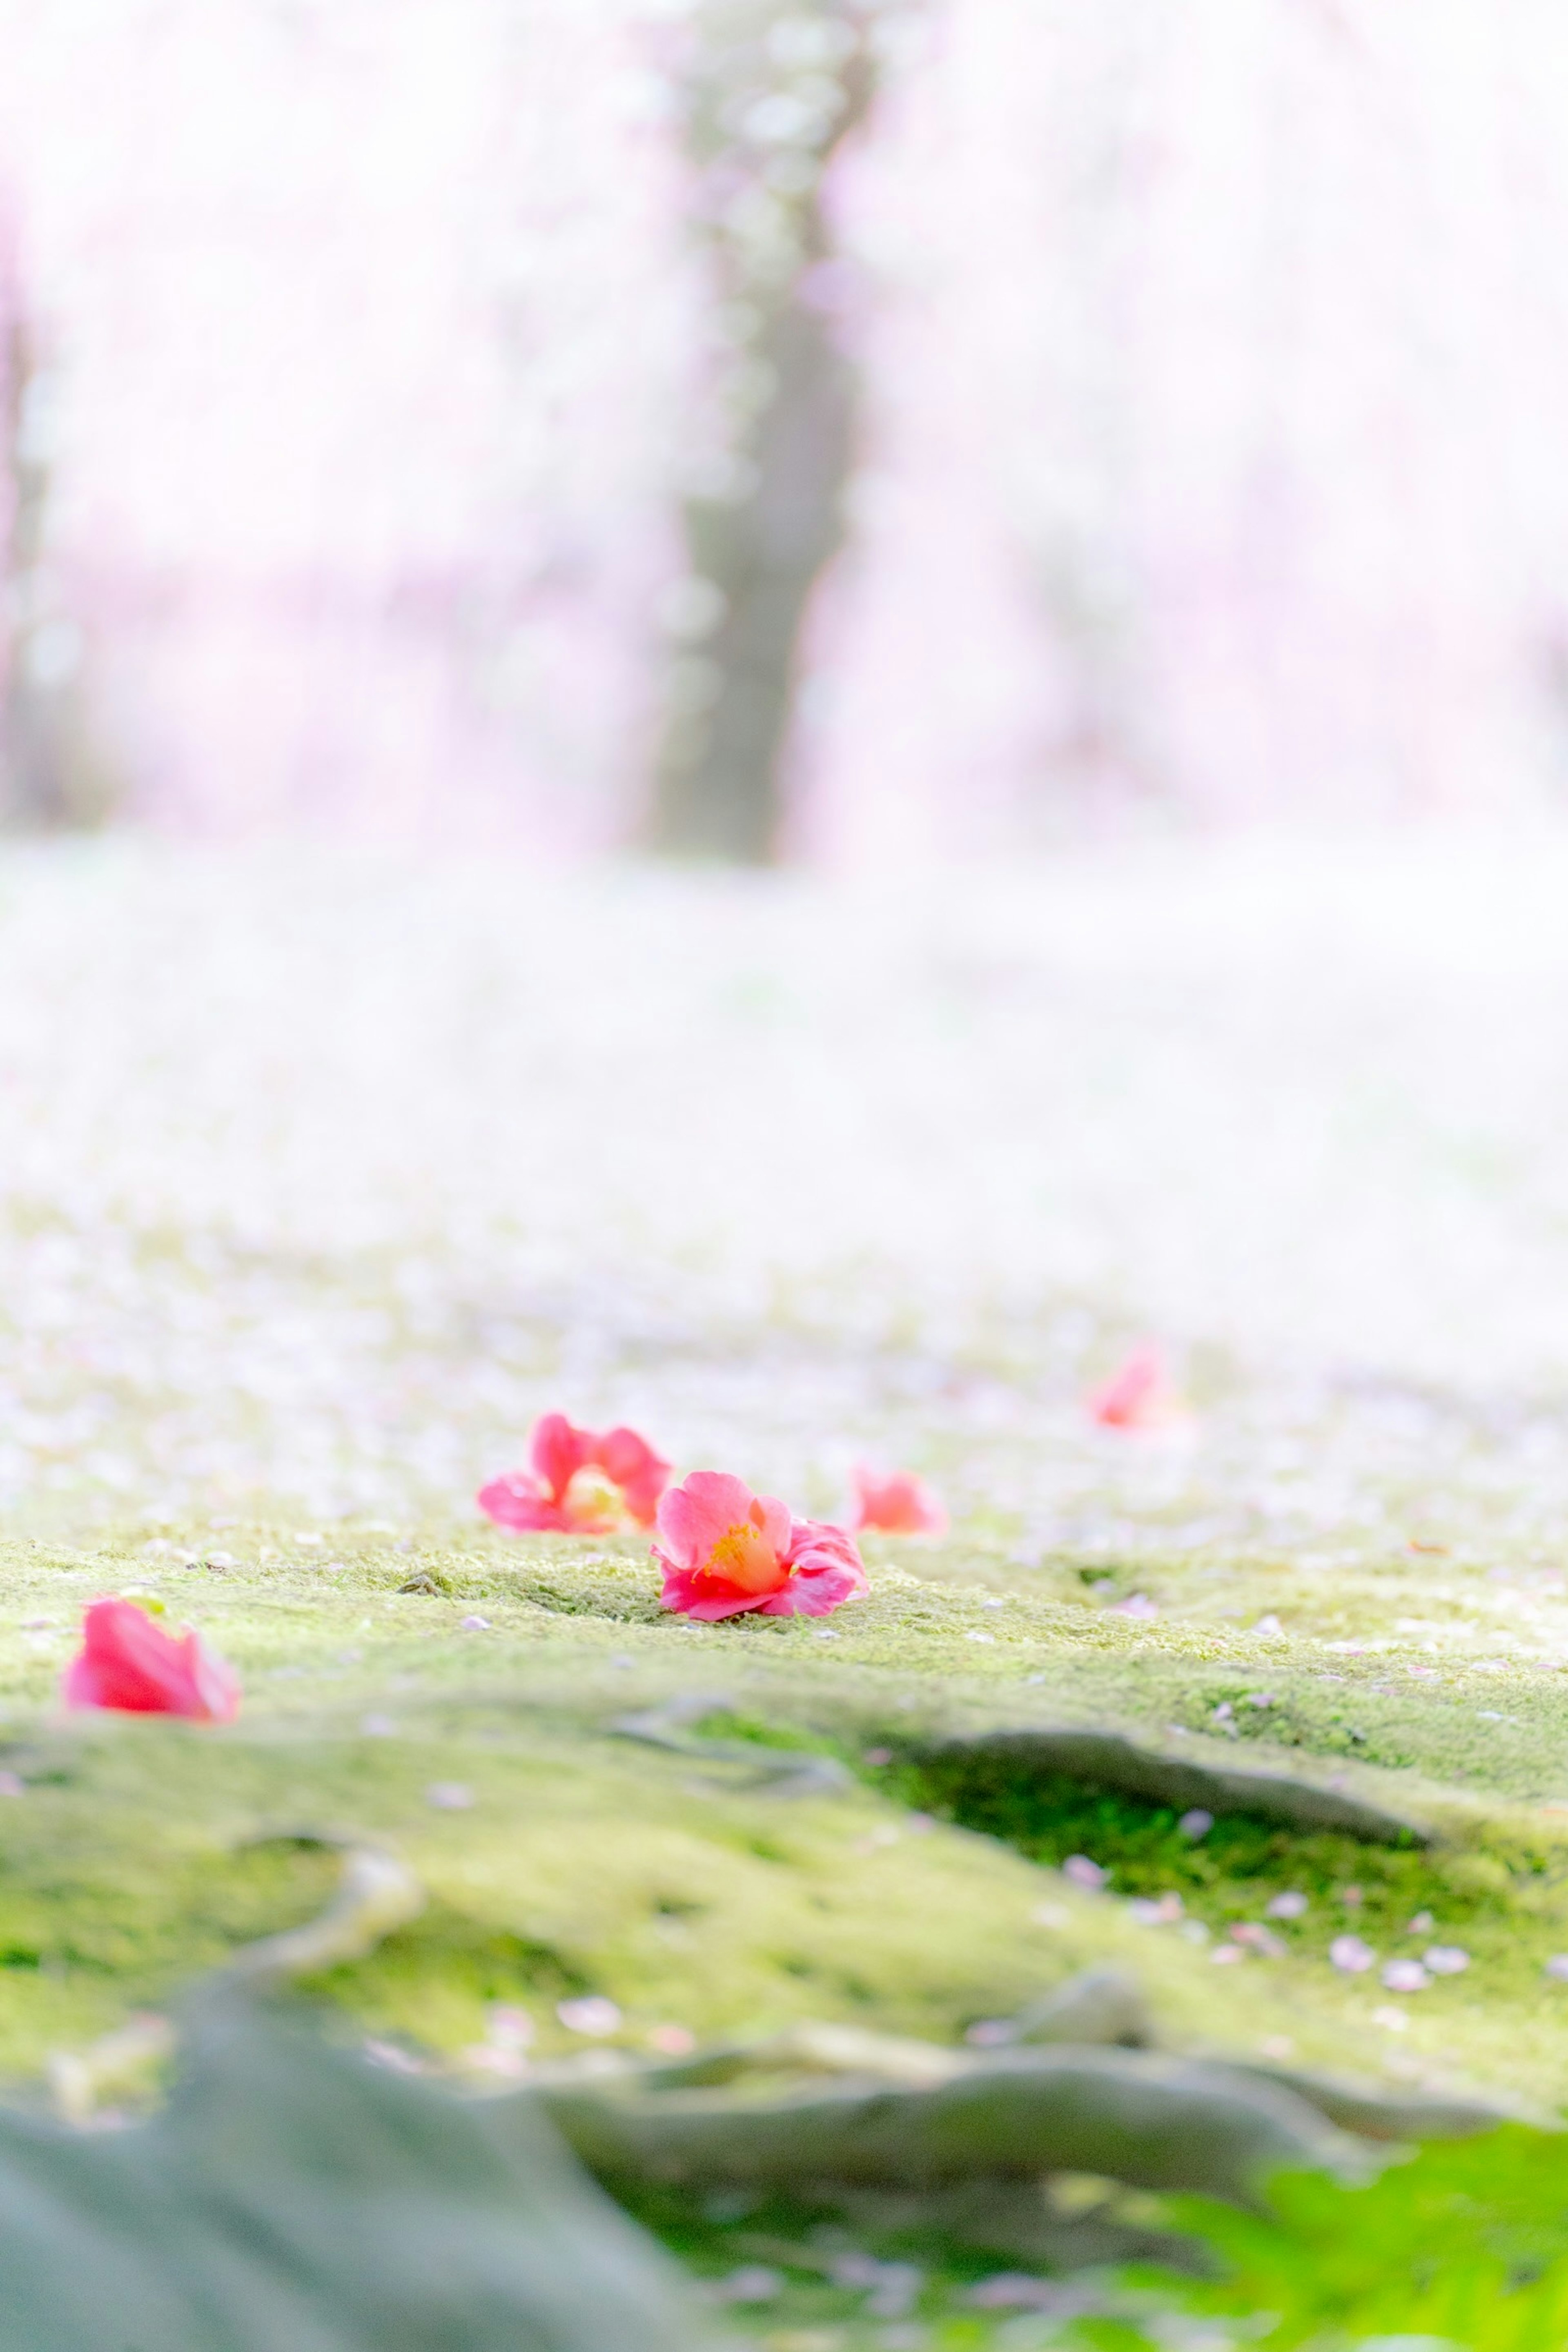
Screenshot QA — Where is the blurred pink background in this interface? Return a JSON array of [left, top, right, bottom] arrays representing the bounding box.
[[4, 0, 1568, 855]]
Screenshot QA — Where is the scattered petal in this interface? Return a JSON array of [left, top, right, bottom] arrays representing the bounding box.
[[711, 2267, 783, 2306], [1109, 1592, 1159, 1619], [461, 2044, 528, 2079], [1425, 1945, 1470, 1975], [1371, 2005, 1410, 2032], [1129, 1892, 1184, 1925], [557, 1996, 622, 2037], [361, 1713, 396, 1737], [965, 2019, 1018, 2047], [487, 2005, 534, 2050], [1544, 1955, 1568, 1981], [460, 1615, 492, 1632], [0, 1772, 25, 1797], [647, 2023, 695, 2056], [1330, 1934, 1377, 1973], [425, 1782, 473, 1810], [1382, 1959, 1430, 1992], [1062, 1854, 1107, 1890], [1265, 1891, 1309, 1920], [1408, 1911, 1435, 1933], [1178, 1809, 1214, 1840], [1211, 1944, 1246, 1964]]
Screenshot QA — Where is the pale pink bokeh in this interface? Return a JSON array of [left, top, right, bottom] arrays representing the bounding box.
[[6, 2, 1568, 847]]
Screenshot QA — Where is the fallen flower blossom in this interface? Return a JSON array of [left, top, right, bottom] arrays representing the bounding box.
[[1382, 1959, 1430, 1992], [1087, 1343, 1190, 1431], [851, 1466, 948, 1537], [479, 1412, 670, 1535], [62, 1597, 240, 1724], [1062, 1855, 1107, 1889], [1329, 1934, 1376, 1973], [654, 1470, 867, 1621]]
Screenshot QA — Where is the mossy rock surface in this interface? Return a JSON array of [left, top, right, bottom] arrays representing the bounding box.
[[0, 1518, 1566, 2126]]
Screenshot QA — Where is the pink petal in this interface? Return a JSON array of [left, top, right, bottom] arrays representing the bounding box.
[[1089, 1345, 1161, 1423], [783, 1517, 867, 1579], [750, 1490, 793, 1556], [62, 1599, 239, 1723], [758, 1521, 868, 1617], [655, 1471, 760, 1569], [593, 1426, 672, 1526], [657, 1559, 771, 1620], [528, 1412, 596, 1504], [477, 1474, 572, 1532]]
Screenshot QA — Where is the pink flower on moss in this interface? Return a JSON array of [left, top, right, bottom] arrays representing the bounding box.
[[654, 1471, 868, 1621], [851, 1466, 948, 1537], [62, 1598, 240, 1723], [479, 1412, 671, 1534], [1087, 1343, 1190, 1431]]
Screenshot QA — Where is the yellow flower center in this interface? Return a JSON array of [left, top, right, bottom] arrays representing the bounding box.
[[701, 1520, 787, 1595]]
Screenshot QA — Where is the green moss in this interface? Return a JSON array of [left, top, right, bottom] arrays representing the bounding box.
[[0, 1516, 1566, 2119]]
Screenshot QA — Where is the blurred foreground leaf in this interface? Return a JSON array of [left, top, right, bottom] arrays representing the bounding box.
[[1082, 2127, 1568, 2352]]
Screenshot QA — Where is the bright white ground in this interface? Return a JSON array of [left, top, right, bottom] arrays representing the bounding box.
[[3, 824, 1568, 1560]]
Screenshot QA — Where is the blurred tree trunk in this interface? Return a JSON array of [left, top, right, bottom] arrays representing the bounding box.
[[1, 278, 109, 830], [658, 298, 854, 862], [650, 3, 885, 864]]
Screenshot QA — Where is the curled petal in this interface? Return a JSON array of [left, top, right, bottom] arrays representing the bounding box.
[[528, 1412, 597, 1504], [759, 1519, 868, 1615], [62, 1599, 240, 1724], [656, 1472, 782, 1571], [593, 1426, 672, 1526], [477, 1473, 576, 1533]]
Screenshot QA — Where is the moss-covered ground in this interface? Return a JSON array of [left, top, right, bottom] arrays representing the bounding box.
[[9, 1514, 1568, 2344], [2, 1516, 1568, 2112]]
